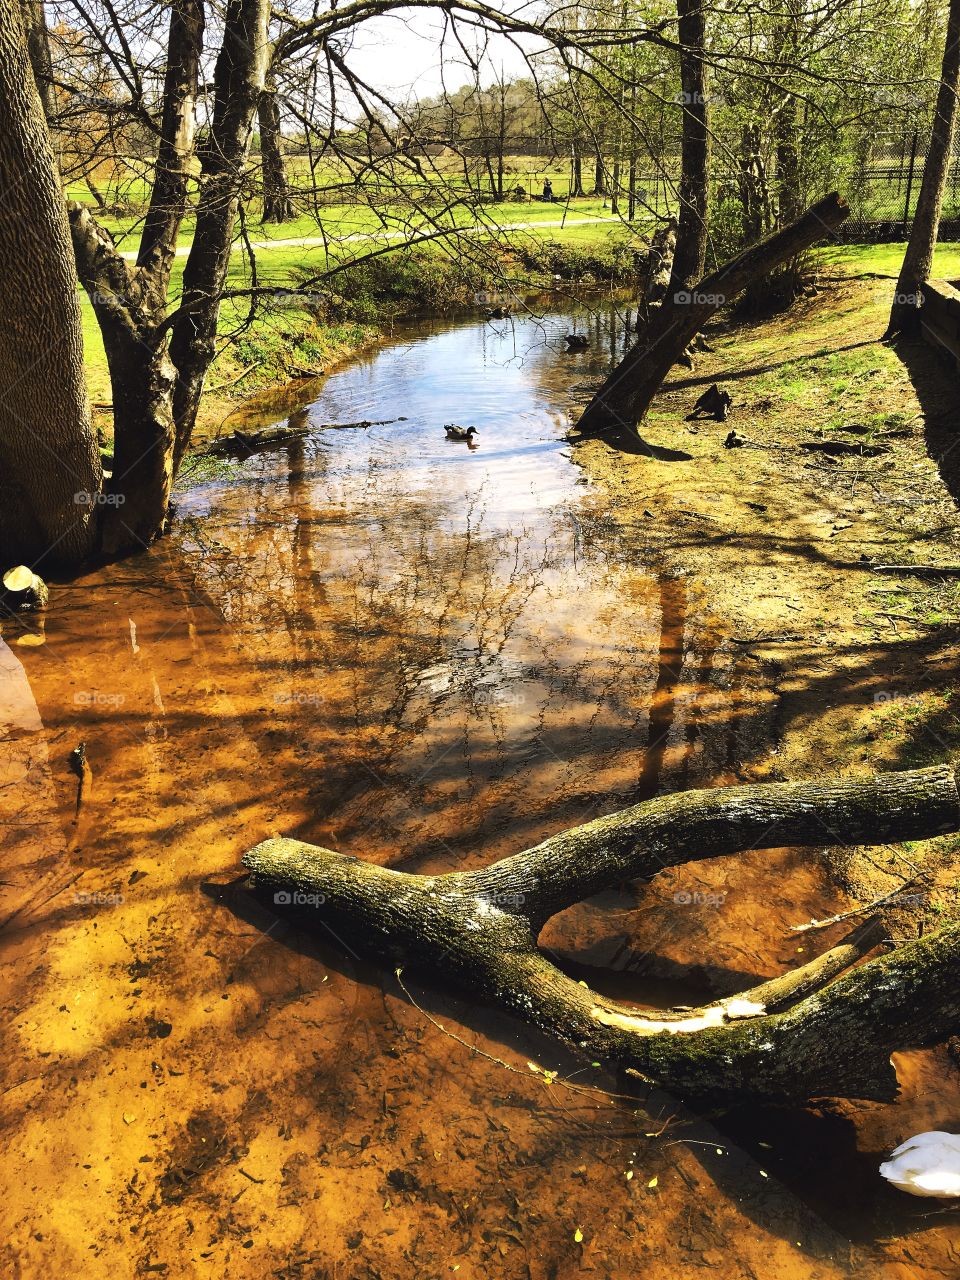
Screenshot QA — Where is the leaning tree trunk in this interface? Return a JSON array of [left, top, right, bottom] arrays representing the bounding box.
[[244, 764, 960, 1102], [0, 0, 101, 570], [888, 0, 960, 336], [169, 0, 271, 469], [258, 74, 294, 223], [574, 192, 849, 439], [668, 0, 710, 296]]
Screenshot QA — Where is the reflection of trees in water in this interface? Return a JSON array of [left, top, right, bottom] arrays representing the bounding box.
[[175, 444, 758, 870]]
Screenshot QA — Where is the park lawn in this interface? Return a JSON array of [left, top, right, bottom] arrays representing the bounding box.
[[81, 237, 957, 444], [74, 192, 626, 252], [816, 241, 960, 279]]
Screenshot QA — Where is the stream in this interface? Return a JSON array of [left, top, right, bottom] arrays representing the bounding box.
[[1, 302, 956, 1277]]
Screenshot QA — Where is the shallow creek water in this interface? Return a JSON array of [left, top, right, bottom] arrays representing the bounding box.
[[1, 305, 958, 1277]]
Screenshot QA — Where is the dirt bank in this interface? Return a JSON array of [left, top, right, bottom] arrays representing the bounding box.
[[571, 275, 960, 938]]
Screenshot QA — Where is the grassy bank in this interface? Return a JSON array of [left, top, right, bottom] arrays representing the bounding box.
[[81, 212, 641, 441]]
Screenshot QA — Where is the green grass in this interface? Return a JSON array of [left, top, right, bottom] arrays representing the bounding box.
[[815, 241, 960, 280]]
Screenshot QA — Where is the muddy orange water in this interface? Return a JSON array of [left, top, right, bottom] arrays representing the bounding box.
[[2, 305, 958, 1278]]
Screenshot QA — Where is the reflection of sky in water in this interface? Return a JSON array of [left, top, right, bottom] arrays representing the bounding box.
[[184, 308, 627, 534], [172, 307, 736, 861]]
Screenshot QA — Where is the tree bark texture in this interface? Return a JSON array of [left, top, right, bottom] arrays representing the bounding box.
[[0, 0, 101, 570], [258, 75, 294, 222], [244, 763, 960, 1103], [668, 0, 710, 294]]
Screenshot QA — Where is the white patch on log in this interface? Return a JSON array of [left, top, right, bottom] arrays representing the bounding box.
[[590, 997, 766, 1036]]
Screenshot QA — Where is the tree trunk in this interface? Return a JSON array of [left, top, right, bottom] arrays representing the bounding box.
[[571, 146, 584, 197], [594, 150, 606, 196], [0, 0, 101, 570], [244, 763, 960, 1103], [668, 0, 710, 294], [68, 207, 178, 554], [738, 123, 767, 244], [65, 0, 204, 556], [18, 0, 54, 119], [137, 0, 205, 297], [258, 75, 294, 223], [574, 192, 849, 439], [169, 0, 271, 468], [888, 0, 960, 336]]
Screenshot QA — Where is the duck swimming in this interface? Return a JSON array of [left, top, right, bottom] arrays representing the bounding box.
[[444, 425, 478, 442], [565, 334, 589, 350]]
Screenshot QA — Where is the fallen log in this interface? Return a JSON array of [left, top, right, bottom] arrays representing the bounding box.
[[205, 417, 407, 457], [205, 424, 311, 456], [243, 764, 960, 1103], [575, 193, 850, 441]]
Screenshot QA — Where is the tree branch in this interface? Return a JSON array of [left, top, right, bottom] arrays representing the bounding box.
[[242, 764, 960, 1103]]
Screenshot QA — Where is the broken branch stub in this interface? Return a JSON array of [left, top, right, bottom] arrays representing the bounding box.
[[242, 764, 960, 1103], [1, 565, 49, 611]]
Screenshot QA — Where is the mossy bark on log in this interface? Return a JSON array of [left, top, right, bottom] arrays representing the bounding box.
[[243, 765, 960, 1103]]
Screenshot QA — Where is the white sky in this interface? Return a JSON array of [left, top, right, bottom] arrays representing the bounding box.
[[347, 9, 545, 101]]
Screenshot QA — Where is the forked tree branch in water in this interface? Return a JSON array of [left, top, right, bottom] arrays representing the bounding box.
[[244, 764, 960, 1103]]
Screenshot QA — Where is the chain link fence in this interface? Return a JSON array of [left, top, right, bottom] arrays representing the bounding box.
[[836, 133, 960, 242]]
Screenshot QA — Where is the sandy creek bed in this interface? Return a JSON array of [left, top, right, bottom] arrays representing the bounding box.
[[2, 295, 959, 1277]]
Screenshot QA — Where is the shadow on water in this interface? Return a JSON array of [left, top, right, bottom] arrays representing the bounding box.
[[2, 301, 957, 1275]]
